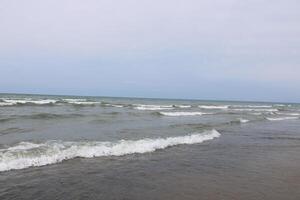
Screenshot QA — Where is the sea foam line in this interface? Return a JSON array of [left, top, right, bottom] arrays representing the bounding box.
[[231, 108, 278, 112], [199, 105, 229, 109], [239, 118, 249, 123], [276, 112, 300, 116], [1, 99, 57, 105], [134, 104, 174, 111], [231, 105, 273, 108], [266, 117, 298, 121], [0, 130, 220, 172], [159, 112, 210, 116]]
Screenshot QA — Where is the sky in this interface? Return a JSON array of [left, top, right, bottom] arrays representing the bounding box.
[[0, 0, 300, 102]]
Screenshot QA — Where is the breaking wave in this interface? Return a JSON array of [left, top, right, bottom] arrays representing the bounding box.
[[0, 102, 16, 106], [134, 104, 174, 111], [231, 108, 278, 112], [61, 99, 101, 106], [239, 118, 249, 123], [231, 105, 273, 108], [62, 98, 87, 103], [0, 130, 220, 172], [199, 105, 229, 109], [276, 112, 300, 116], [266, 117, 298, 121], [102, 103, 124, 108], [227, 118, 250, 125], [0, 99, 57, 106], [174, 105, 192, 108], [159, 112, 210, 116]]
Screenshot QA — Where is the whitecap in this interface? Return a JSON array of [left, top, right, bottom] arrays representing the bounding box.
[[274, 104, 286, 107], [0, 102, 15, 106], [134, 104, 174, 111], [0, 130, 220, 172], [250, 112, 263, 116], [103, 104, 124, 108], [159, 112, 210, 116], [231, 105, 272, 108], [266, 117, 298, 121], [199, 105, 229, 109], [239, 118, 249, 123], [231, 108, 278, 112], [276, 112, 300, 116], [61, 99, 101, 105], [174, 105, 192, 108], [62, 99, 87, 103], [3, 99, 57, 105]]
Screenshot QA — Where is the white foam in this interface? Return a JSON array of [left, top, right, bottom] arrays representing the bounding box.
[[174, 105, 192, 108], [159, 112, 210, 116], [274, 104, 286, 107], [0, 102, 15, 106], [199, 105, 229, 109], [239, 118, 249, 123], [231, 108, 278, 112], [62, 99, 101, 105], [231, 105, 272, 108], [0, 130, 220, 172], [276, 112, 300, 116], [7, 142, 44, 151], [62, 98, 87, 103], [250, 112, 263, 116], [3, 99, 57, 105], [71, 102, 100, 105], [266, 117, 298, 121], [104, 104, 124, 108], [111, 105, 124, 108], [134, 104, 174, 111]]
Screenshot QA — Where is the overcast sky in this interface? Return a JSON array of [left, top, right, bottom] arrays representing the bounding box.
[[0, 0, 300, 102]]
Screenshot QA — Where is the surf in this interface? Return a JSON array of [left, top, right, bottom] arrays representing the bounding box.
[[0, 130, 220, 172]]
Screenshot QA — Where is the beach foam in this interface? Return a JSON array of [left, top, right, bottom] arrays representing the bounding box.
[[0, 130, 220, 172]]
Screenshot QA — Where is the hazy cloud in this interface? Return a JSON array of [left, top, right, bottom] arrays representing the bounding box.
[[0, 0, 300, 102]]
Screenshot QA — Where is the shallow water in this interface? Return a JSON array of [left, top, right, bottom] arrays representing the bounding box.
[[0, 94, 300, 199]]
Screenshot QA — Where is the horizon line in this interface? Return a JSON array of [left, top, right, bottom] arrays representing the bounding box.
[[0, 92, 299, 105]]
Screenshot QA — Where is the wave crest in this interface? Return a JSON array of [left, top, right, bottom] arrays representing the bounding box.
[[159, 112, 210, 116], [199, 105, 228, 109], [0, 130, 220, 172], [231, 108, 278, 112], [134, 104, 174, 111], [266, 117, 298, 121], [0, 99, 57, 106]]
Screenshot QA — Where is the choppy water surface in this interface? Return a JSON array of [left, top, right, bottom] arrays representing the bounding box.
[[0, 94, 300, 199]]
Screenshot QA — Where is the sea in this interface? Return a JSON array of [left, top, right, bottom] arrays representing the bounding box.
[[0, 94, 300, 200]]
